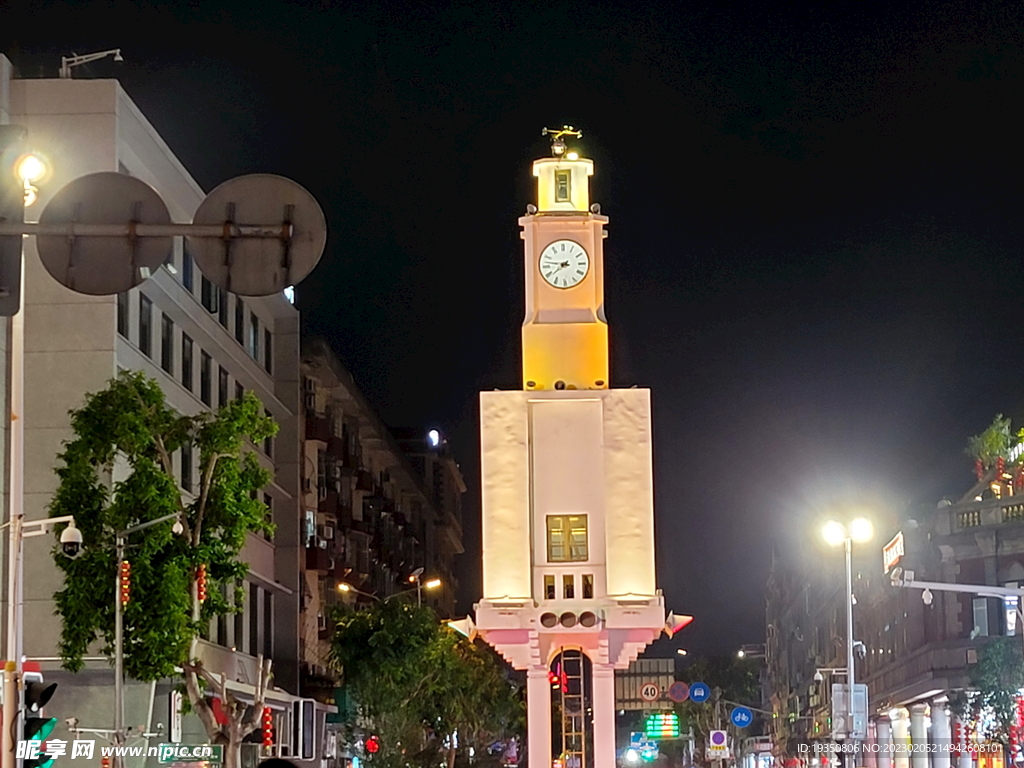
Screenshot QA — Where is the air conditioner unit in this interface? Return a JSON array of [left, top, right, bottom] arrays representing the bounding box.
[[317, 538, 328, 549], [324, 526, 335, 540]]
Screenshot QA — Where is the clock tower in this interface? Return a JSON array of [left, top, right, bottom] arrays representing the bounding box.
[[471, 130, 687, 768]]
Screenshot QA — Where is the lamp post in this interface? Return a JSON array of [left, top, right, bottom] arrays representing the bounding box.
[[822, 517, 873, 768], [112, 513, 184, 767], [337, 578, 441, 606]]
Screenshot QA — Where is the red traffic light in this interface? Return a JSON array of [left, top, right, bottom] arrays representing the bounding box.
[[366, 736, 380, 754]]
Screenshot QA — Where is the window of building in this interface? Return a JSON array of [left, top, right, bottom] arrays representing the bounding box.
[[201, 277, 219, 314], [181, 334, 194, 391], [236, 382, 244, 402], [218, 366, 229, 408], [546, 515, 588, 562], [218, 289, 229, 327], [181, 439, 192, 493], [973, 598, 990, 637], [138, 294, 152, 357], [200, 351, 212, 406], [264, 329, 272, 374], [116, 292, 129, 338], [160, 313, 174, 373], [264, 493, 274, 542], [249, 583, 260, 655], [563, 574, 574, 599], [235, 299, 245, 344], [555, 169, 571, 202], [234, 580, 245, 652], [582, 574, 594, 599], [182, 245, 194, 292], [249, 313, 260, 359], [264, 409, 273, 457], [263, 592, 273, 657], [544, 575, 555, 600], [1005, 583, 1019, 636]]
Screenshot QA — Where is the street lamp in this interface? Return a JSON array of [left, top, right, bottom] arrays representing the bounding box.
[[821, 517, 872, 761], [676, 649, 687, 656], [113, 512, 185, 765], [338, 578, 442, 606]]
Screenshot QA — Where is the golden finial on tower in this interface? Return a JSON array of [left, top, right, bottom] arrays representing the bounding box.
[[541, 125, 582, 157]]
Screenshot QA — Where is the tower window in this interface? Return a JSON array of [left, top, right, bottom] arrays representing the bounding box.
[[582, 574, 594, 599], [563, 574, 574, 600], [546, 515, 588, 562], [555, 169, 571, 202], [544, 575, 555, 600]]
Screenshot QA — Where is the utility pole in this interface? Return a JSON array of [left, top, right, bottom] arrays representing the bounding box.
[[712, 687, 723, 768]]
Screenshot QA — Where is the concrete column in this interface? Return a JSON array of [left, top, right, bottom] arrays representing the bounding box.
[[864, 720, 878, 768], [909, 704, 929, 768], [930, 703, 950, 768], [892, 711, 910, 768], [527, 668, 553, 768], [592, 665, 616, 768], [876, 719, 892, 768]]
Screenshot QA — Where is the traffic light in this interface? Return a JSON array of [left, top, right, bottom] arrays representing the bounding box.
[[23, 675, 58, 768], [0, 124, 27, 317]]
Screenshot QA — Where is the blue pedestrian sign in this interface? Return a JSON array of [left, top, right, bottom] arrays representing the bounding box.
[[730, 706, 754, 728], [689, 682, 711, 703]]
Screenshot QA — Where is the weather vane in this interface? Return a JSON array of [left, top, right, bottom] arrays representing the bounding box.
[[542, 125, 582, 157]]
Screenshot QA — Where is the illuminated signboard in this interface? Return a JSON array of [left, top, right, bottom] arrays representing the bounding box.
[[644, 712, 680, 740], [883, 532, 905, 574]]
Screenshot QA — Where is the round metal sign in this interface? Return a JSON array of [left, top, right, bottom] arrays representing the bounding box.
[[689, 682, 711, 703], [668, 681, 690, 703], [639, 682, 659, 702], [37, 172, 172, 295], [188, 174, 326, 297]]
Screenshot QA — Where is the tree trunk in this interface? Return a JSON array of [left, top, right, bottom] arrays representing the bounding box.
[[447, 744, 457, 768]]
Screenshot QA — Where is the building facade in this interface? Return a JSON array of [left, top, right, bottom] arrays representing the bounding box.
[[765, 463, 1024, 768], [0, 57, 336, 768], [297, 336, 465, 697]]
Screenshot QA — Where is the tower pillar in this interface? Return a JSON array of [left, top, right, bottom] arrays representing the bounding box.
[[592, 664, 617, 768], [527, 667, 553, 768]]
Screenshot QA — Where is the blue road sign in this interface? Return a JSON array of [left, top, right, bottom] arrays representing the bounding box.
[[730, 706, 754, 728], [689, 682, 711, 703]]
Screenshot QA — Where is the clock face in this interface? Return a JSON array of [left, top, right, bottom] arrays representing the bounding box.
[[539, 240, 590, 289]]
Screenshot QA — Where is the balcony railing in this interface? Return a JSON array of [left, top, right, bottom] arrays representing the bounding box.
[[945, 496, 1024, 533]]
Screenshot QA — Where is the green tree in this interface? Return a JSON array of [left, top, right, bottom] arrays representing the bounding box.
[[951, 637, 1024, 746], [966, 415, 1014, 467], [675, 656, 761, 760], [49, 371, 277, 768], [330, 600, 524, 768]]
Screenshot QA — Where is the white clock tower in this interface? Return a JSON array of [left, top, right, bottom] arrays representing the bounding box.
[[472, 129, 685, 768]]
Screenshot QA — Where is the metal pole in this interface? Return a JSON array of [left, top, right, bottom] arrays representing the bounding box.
[[417, 577, 421, 608], [846, 537, 856, 768], [114, 535, 125, 767], [2, 250, 26, 768]]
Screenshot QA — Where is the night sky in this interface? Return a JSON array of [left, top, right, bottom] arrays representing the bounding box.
[[5, 0, 1024, 656]]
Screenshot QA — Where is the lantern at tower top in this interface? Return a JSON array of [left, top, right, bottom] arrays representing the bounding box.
[[536, 126, 594, 213]]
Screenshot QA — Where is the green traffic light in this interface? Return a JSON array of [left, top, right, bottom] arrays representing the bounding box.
[[25, 716, 57, 741]]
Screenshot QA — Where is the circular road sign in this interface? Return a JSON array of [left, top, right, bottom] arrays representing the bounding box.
[[668, 681, 690, 703], [639, 682, 660, 702], [730, 706, 754, 728], [710, 731, 727, 746], [689, 682, 711, 703]]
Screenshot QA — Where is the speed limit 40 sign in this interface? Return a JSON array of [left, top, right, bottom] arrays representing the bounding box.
[[640, 682, 660, 702]]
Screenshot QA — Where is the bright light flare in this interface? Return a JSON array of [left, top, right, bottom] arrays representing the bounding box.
[[337, 583, 351, 592], [849, 517, 873, 543], [676, 649, 687, 656], [424, 578, 441, 590], [15, 153, 46, 183], [624, 749, 640, 765], [566, 151, 579, 161], [821, 520, 846, 547]]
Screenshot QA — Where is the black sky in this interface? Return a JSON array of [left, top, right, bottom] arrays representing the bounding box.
[[5, 0, 1024, 655]]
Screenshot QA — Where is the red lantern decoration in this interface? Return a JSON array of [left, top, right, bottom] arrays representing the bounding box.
[[976, 459, 985, 480], [197, 564, 208, 602], [101, 758, 112, 768], [366, 736, 380, 755], [261, 706, 274, 747], [998, 457, 1006, 477], [119, 560, 131, 605]]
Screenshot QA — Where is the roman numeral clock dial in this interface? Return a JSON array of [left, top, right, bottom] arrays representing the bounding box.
[[539, 240, 590, 289]]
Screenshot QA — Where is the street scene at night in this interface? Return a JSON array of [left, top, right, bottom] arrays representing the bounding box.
[[2, 3, 1024, 768]]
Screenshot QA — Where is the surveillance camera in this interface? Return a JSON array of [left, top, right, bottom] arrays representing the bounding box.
[[854, 641, 867, 659], [60, 523, 84, 559], [922, 588, 934, 606], [65, 717, 79, 729], [172, 519, 184, 536], [813, 671, 823, 683]]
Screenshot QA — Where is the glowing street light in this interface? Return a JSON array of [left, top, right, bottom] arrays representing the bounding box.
[[14, 153, 48, 207]]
